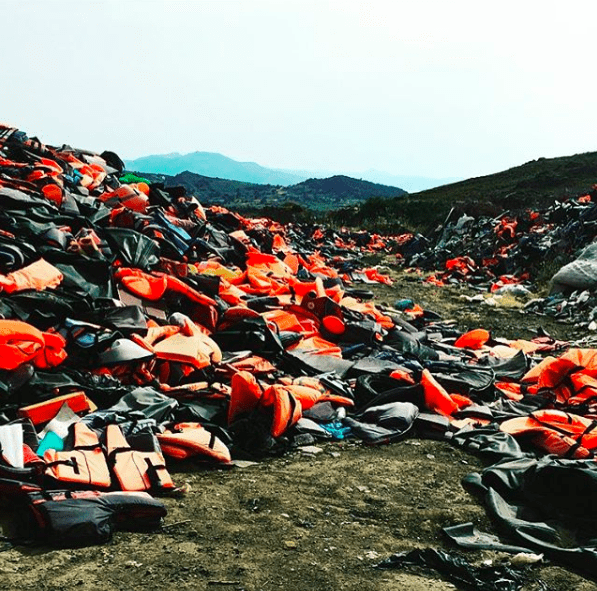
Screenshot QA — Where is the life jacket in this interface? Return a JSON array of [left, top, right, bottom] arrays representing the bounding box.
[[162, 272, 218, 308], [287, 335, 343, 358], [454, 328, 490, 350], [569, 372, 597, 405], [521, 355, 557, 383], [216, 306, 261, 332], [226, 355, 277, 375], [303, 253, 339, 280], [216, 279, 246, 306], [263, 309, 311, 334], [115, 267, 169, 300], [0, 320, 67, 370], [339, 297, 394, 330], [115, 267, 217, 307], [41, 183, 63, 207], [227, 372, 302, 438], [194, 260, 245, 285], [246, 252, 293, 279], [0, 448, 45, 483], [0, 258, 63, 294], [300, 291, 341, 319], [261, 385, 303, 438], [98, 184, 149, 213], [44, 423, 111, 488], [277, 304, 320, 335], [271, 381, 355, 437], [276, 378, 354, 411], [157, 423, 231, 464], [420, 369, 459, 417], [500, 409, 597, 458], [17, 392, 96, 426], [230, 368, 355, 437], [271, 233, 290, 254], [495, 381, 524, 401], [115, 268, 218, 330], [105, 424, 174, 493], [389, 368, 416, 384], [228, 371, 264, 424], [521, 349, 597, 404], [363, 267, 392, 285], [25, 488, 166, 547], [142, 322, 222, 370], [284, 253, 300, 274], [244, 252, 292, 295]]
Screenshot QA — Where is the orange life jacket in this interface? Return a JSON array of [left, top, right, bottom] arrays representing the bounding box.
[[0, 258, 63, 294], [143, 323, 222, 370], [17, 392, 96, 426], [115, 267, 217, 308], [229, 372, 353, 438], [521, 349, 597, 404], [98, 184, 149, 213], [275, 379, 354, 411], [454, 328, 490, 350], [501, 409, 597, 458], [44, 423, 111, 488], [228, 371, 264, 424], [421, 369, 459, 417], [261, 385, 303, 438], [287, 335, 343, 358], [157, 423, 231, 464], [106, 424, 174, 493], [0, 320, 67, 370]]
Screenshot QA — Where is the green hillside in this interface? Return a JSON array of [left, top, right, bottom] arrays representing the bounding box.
[[131, 170, 406, 212], [336, 151, 597, 232]]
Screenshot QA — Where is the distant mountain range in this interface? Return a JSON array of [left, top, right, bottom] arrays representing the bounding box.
[[124, 151, 458, 192], [127, 150, 597, 222], [136, 170, 407, 211]]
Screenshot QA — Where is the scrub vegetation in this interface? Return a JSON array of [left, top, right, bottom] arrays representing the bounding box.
[[330, 151, 597, 234]]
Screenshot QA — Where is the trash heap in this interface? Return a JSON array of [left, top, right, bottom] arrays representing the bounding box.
[[3, 125, 597, 578], [391, 188, 597, 292], [521, 240, 597, 336]]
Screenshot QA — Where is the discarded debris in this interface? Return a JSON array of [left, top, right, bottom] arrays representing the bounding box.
[[0, 123, 595, 583], [510, 553, 544, 567], [299, 445, 323, 455], [375, 548, 531, 591]]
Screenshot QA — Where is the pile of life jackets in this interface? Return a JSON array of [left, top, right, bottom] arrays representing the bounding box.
[[2, 124, 597, 576], [390, 187, 597, 292]]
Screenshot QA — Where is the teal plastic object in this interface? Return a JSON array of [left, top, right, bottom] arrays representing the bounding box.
[[36, 431, 65, 457]]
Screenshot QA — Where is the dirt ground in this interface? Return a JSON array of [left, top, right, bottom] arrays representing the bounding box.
[[1, 268, 596, 591]]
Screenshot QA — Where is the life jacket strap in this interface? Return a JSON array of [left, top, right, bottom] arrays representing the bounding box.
[[144, 457, 169, 489], [75, 444, 102, 452], [106, 446, 132, 463], [45, 458, 80, 475]]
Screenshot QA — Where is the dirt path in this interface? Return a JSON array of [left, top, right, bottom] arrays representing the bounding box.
[[1, 270, 596, 591]]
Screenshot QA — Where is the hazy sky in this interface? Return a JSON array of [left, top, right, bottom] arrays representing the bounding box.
[[2, 0, 596, 179]]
